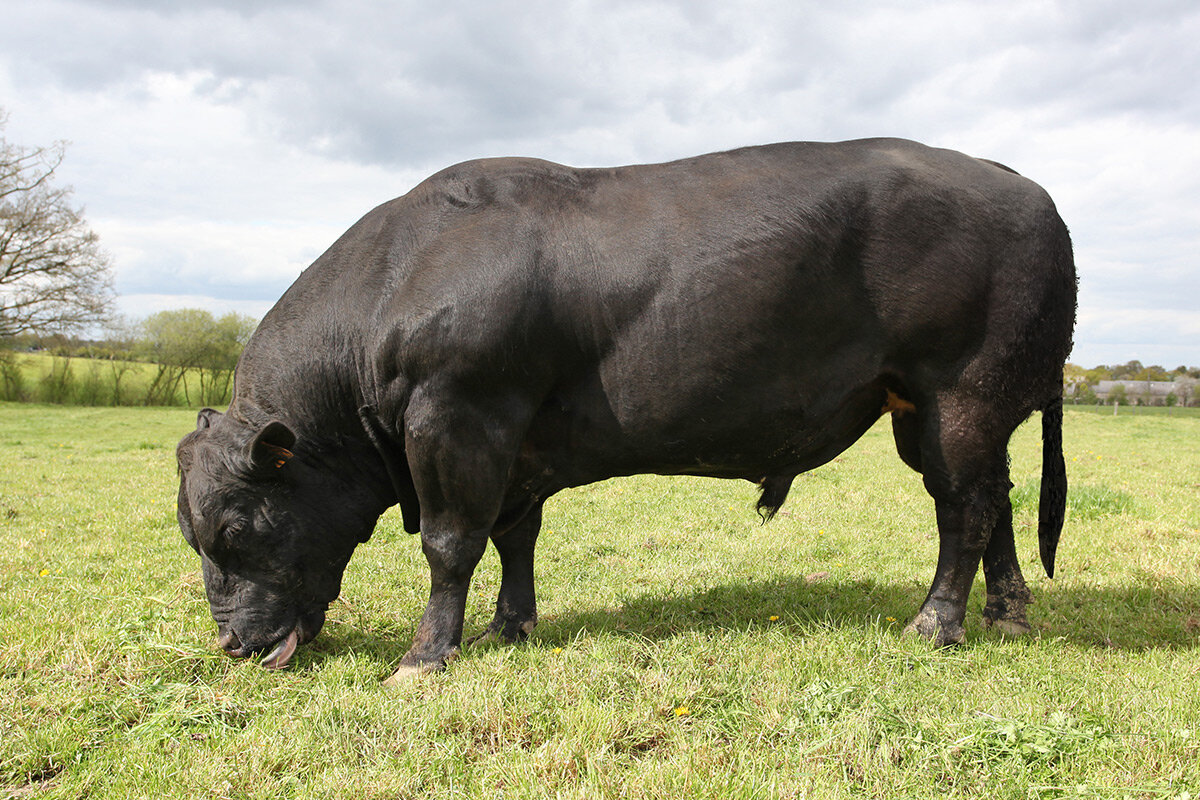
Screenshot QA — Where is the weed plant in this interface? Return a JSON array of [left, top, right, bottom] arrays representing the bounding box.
[[1, 404, 1197, 798]]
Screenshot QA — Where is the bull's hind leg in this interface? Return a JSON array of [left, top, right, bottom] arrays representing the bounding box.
[[903, 397, 1014, 645], [980, 499, 1034, 636], [469, 502, 543, 645], [893, 401, 1032, 640]]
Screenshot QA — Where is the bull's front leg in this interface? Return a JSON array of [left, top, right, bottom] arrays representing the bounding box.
[[384, 523, 490, 685], [384, 391, 532, 686], [469, 502, 543, 645]]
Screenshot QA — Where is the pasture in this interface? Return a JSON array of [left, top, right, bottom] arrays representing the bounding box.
[[1, 402, 1197, 798]]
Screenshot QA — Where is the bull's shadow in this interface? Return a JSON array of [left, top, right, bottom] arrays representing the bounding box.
[[525, 576, 1200, 653], [310, 573, 1199, 668]]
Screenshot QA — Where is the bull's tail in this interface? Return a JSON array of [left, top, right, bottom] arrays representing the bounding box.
[[1038, 397, 1067, 578], [756, 475, 795, 522]]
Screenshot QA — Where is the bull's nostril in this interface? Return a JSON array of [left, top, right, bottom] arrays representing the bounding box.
[[217, 630, 243, 653]]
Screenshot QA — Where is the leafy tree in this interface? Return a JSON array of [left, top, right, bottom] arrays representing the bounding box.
[[139, 309, 256, 405], [1107, 383, 1127, 406], [1132, 365, 1169, 382], [1063, 363, 1087, 393], [97, 316, 140, 404], [1, 112, 115, 336], [1110, 361, 1143, 380]]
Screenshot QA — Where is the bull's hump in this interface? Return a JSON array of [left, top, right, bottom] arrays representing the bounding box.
[[421, 157, 592, 211]]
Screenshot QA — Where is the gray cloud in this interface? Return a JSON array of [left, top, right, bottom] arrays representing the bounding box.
[[1, 0, 1197, 365]]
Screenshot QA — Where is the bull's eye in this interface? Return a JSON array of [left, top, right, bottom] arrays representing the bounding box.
[[221, 520, 247, 544]]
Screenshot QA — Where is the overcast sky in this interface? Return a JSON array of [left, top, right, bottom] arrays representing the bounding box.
[[2, 0, 1197, 367]]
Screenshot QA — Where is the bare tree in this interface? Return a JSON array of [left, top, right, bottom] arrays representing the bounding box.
[[1, 112, 115, 337]]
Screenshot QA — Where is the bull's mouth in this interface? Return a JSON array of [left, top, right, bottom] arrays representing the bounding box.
[[218, 626, 302, 669], [216, 611, 323, 670], [260, 628, 300, 669]]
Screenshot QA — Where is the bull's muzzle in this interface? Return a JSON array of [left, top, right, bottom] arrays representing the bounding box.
[[217, 626, 300, 669]]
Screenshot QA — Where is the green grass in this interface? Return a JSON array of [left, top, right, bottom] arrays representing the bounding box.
[[1, 403, 1198, 798], [0, 352, 229, 406]]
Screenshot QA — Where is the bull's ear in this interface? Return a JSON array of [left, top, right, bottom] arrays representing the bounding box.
[[247, 421, 297, 474], [197, 408, 223, 429]]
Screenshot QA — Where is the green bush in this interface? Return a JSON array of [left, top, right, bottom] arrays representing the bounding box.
[[0, 349, 26, 401]]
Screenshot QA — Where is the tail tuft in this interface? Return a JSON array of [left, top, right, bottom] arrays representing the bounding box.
[[756, 475, 795, 523], [1038, 398, 1067, 577]]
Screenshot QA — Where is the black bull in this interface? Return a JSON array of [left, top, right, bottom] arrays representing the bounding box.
[[176, 138, 1076, 682]]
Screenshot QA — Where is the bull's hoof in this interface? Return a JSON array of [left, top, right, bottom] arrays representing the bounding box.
[[382, 645, 460, 687], [981, 615, 1032, 637], [466, 616, 537, 647], [982, 590, 1033, 637], [382, 656, 451, 687], [902, 608, 965, 646], [381, 664, 428, 688]]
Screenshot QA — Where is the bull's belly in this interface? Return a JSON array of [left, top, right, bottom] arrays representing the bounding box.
[[528, 375, 895, 488]]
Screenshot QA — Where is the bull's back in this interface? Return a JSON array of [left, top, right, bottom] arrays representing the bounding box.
[[511, 141, 1071, 473]]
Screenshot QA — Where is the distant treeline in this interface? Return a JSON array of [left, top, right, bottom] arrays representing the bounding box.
[[0, 309, 256, 407], [1065, 360, 1199, 407]]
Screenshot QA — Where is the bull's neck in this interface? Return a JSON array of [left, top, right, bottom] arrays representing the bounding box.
[[229, 328, 396, 508]]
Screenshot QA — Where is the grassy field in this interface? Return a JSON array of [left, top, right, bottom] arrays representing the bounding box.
[[0, 352, 229, 407], [0, 402, 1197, 799]]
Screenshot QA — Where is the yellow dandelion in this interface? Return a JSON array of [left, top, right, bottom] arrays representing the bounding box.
[[886, 617, 896, 622], [39, 569, 49, 577], [674, 706, 690, 717], [552, 647, 563, 654], [769, 615, 780, 622]]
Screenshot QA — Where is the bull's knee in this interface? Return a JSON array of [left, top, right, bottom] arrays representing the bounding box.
[[420, 525, 489, 580]]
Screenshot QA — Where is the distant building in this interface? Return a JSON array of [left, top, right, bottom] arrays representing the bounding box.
[[1095, 380, 1183, 406]]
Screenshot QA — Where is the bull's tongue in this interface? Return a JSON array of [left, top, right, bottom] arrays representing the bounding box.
[[260, 628, 299, 670]]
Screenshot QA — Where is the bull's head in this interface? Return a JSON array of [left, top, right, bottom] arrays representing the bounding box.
[[176, 408, 380, 669]]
